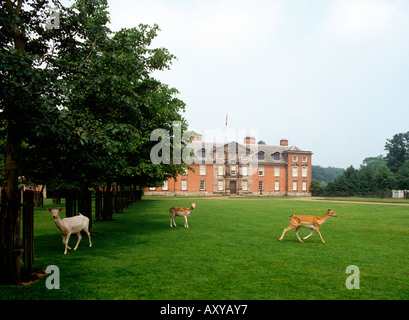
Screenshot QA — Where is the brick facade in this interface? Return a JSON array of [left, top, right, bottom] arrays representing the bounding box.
[[145, 137, 312, 196]]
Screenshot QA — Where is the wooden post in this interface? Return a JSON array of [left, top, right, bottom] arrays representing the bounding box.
[[0, 189, 22, 284], [23, 190, 34, 276]]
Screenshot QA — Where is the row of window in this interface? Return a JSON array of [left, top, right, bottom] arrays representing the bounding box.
[[155, 180, 308, 192], [198, 165, 308, 177], [197, 149, 309, 163]]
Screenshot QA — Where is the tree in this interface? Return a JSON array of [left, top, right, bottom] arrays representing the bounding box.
[[1, 0, 189, 284], [361, 155, 386, 172], [395, 161, 409, 190], [374, 164, 395, 191], [309, 180, 322, 196], [385, 132, 409, 173], [1, 0, 65, 285]]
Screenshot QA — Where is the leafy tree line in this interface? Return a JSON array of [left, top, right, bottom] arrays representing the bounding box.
[[1, 0, 189, 194], [0, 0, 190, 284], [310, 132, 409, 197], [311, 166, 344, 185]]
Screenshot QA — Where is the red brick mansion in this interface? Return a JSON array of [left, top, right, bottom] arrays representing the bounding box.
[[145, 136, 312, 196]]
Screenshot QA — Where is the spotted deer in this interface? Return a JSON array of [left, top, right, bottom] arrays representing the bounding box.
[[169, 202, 198, 228]]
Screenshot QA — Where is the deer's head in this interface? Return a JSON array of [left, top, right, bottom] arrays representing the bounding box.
[[327, 209, 338, 217], [47, 207, 63, 219], [190, 202, 198, 209]]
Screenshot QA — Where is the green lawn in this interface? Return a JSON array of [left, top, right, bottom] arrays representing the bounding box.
[[1, 197, 409, 300]]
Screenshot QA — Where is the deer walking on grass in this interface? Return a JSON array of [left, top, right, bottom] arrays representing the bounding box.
[[278, 209, 338, 244], [169, 202, 198, 228], [48, 207, 92, 254]]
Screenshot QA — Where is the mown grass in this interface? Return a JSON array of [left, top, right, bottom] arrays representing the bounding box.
[[1, 197, 409, 300]]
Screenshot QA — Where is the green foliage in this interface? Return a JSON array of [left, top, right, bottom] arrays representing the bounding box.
[[1, 0, 189, 190], [385, 131, 409, 173], [395, 160, 409, 189], [309, 179, 322, 196], [311, 165, 344, 185]]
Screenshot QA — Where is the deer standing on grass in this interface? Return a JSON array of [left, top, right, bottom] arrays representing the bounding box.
[[278, 209, 338, 244], [169, 202, 198, 228], [48, 207, 92, 254]]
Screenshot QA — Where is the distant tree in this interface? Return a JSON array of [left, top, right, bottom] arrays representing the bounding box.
[[309, 180, 322, 196], [311, 165, 344, 185], [374, 164, 395, 191], [385, 132, 409, 173], [258, 140, 266, 145], [362, 155, 386, 171], [395, 160, 409, 189]]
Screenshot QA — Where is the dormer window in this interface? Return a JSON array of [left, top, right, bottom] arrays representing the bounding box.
[[272, 152, 280, 160], [258, 151, 265, 160]]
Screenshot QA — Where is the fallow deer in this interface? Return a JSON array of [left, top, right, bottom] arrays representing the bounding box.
[[278, 209, 338, 243]]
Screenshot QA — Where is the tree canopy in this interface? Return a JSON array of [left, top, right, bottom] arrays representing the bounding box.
[[1, 0, 190, 192]]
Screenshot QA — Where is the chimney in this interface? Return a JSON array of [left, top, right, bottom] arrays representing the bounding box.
[[244, 136, 256, 144], [280, 139, 288, 146]]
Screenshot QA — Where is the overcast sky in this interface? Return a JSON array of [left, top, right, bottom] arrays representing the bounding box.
[[105, 0, 409, 169]]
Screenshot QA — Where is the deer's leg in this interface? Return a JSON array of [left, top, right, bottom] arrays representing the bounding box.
[[314, 227, 326, 244], [73, 232, 82, 251], [303, 228, 313, 240], [172, 216, 177, 227], [279, 225, 295, 240], [184, 216, 189, 228], [295, 227, 304, 243], [62, 235, 72, 250], [64, 233, 71, 255], [84, 228, 92, 247]]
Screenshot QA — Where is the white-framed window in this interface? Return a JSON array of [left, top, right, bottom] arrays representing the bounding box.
[[302, 166, 308, 178], [218, 165, 224, 176], [302, 156, 307, 162], [162, 181, 168, 191], [292, 156, 298, 162], [181, 180, 187, 191], [241, 166, 248, 176], [149, 187, 156, 191], [292, 166, 298, 177], [258, 165, 264, 177], [200, 180, 205, 191], [274, 166, 280, 177], [200, 164, 206, 176], [242, 180, 248, 191], [231, 165, 237, 176], [218, 180, 224, 191], [302, 181, 307, 191], [258, 181, 264, 191], [292, 181, 298, 191], [275, 181, 280, 191]]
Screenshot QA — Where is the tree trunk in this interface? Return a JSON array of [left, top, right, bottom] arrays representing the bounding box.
[[0, 0, 27, 285]]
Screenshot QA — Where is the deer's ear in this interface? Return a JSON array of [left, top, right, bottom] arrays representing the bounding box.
[[47, 208, 53, 213], [57, 207, 63, 212]]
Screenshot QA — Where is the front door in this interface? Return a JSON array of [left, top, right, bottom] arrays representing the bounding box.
[[230, 181, 237, 194]]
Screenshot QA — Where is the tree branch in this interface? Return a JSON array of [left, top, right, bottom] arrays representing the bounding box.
[[79, 37, 98, 69]]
